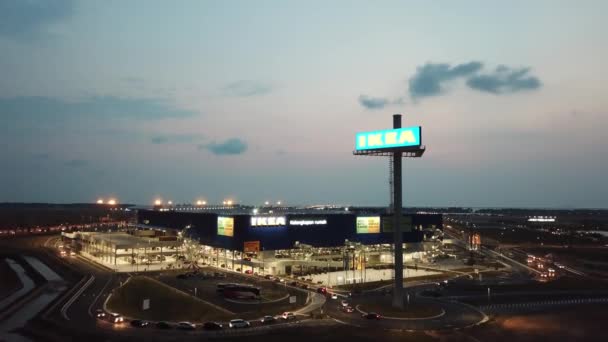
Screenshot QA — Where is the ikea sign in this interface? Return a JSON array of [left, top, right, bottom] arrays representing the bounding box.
[[355, 126, 421, 151]]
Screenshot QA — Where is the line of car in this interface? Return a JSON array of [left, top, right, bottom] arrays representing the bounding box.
[[95, 310, 297, 331]]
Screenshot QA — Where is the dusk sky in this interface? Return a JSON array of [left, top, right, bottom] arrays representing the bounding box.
[[1, 1, 607, 208]]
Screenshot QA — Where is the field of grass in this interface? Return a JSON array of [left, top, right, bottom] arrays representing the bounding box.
[[0, 258, 22, 300], [334, 273, 449, 292], [359, 301, 444, 318], [106, 276, 234, 322]]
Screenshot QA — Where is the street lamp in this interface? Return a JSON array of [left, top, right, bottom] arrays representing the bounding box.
[[154, 199, 162, 206], [96, 199, 104, 204]]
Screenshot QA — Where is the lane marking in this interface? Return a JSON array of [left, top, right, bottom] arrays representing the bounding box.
[[88, 275, 114, 317], [61, 274, 95, 320]]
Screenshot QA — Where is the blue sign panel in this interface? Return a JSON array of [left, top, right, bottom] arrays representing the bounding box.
[[355, 126, 421, 151]]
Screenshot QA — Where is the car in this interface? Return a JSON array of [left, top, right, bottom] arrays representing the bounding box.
[[330, 293, 338, 300], [340, 300, 349, 307], [342, 306, 354, 313], [202, 322, 223, 330], [264, 275, 273, 279], [109, 313, 124, 324], [95, 309, 106, 319], [362, 312, 382, 320], [281, 312, 296, 320], [245, 270, 253, 274], [130, 320, 149, 328], [317, 287, 327, 294], [156, 321, 172, 329], [177, 321, 196, 330], [260, 315, 277, 324], [299, 283, 309, 289], [229, 319, 250, 328]]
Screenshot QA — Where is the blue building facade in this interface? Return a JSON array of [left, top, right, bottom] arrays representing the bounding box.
[[138, 210, 441, 252]]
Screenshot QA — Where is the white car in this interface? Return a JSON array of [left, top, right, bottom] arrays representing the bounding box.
[[229, 319, 250, 328], [330, 293, 338, 299], [281, 312, 296, 320], [109, 313, 124, 324], [340, 300, 349, 307]]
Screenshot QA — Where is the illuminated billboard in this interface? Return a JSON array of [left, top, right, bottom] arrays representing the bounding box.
[[251, 216, 286, 227], [356, 216, 380, 234], [217, 217, 234, 237], [244, 241, 260, 253], [355, 126, 421, 151]]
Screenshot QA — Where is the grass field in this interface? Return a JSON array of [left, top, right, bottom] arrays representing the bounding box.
[[0, 258, 22, 301], [334, 273, 449, 292], [106, 276, 234, 322], [359, 301, 444, 318]]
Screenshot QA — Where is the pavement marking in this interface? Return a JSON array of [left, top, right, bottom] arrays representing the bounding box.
[[88, 275, 114, 317], [61, 274, 95, 320]]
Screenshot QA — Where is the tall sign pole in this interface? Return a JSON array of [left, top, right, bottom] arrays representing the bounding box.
[[353, 113, 425, 310], [392, 114, 404, 308]]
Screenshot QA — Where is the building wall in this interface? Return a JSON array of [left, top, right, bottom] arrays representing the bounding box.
[[137, 210, 441, 251]]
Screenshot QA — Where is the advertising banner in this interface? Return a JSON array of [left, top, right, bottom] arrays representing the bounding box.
[[217, 217, 234, 237], [244, 241, 260, 253], [355, 126, 421, 151], [356, 216, 381, 234]]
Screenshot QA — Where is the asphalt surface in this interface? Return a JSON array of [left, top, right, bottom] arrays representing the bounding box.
[[2, 234, 607, 341]]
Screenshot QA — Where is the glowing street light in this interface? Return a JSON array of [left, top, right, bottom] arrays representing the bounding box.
[[196, 200, 206, 206], [96, 199, 104, 204], [226, 200, 233, 206], [264, 201, 270, 206], [222, 201, 227, 205], [167, 201, 173, 205], [154, 199, 162, 206], [107, 199, 117, 205], [276, 201, 282, 205]]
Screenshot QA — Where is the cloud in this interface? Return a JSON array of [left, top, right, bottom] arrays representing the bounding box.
[[466, 66, 542, 94], [64, 159, 88, 168], [0, 0, 74, 40], [150, 136, 169, 144], [361, 61, 542, 104], [201, 138, 248, 156], [0, 96, 198, 128], [408, 61, 483, 99], [150, 133, 203, 145], [358, 95, 390, 110], [223, 80, 273, 97]]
